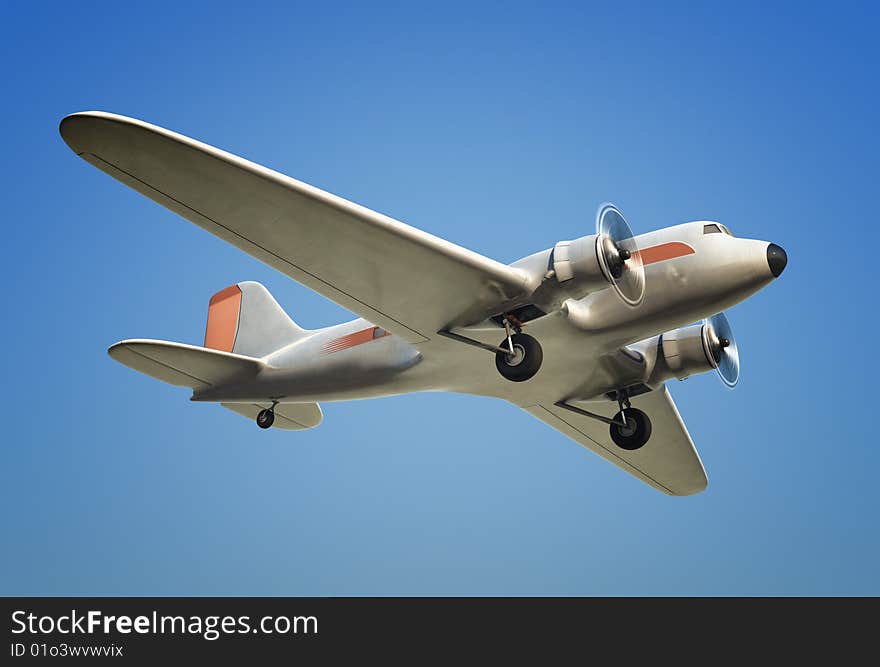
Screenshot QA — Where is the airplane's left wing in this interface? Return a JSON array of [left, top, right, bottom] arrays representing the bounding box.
[[523, 386, 708, 495], [60, 112, 531, 343]]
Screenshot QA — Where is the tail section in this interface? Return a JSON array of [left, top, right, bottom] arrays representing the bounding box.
[[108, 283, 320, 431], [205, 281, 307, 358]]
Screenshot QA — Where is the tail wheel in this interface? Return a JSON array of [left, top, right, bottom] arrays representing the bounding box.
[[495, 333, 543, 382], [609, 407, 651, 450], [256, 408, 275, 429]]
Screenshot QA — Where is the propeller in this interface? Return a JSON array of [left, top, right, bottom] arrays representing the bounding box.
[[703, 312, 740, 388], [595, 203, 645, 307]]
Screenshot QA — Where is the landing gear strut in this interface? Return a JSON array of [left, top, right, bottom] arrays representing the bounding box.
[[437, 314, 543, 383], [495, 333, 542, 382], [609, 391, 651, 450], [256, 401, 278, 429], [494, 317, 542, 382], [555, 389, 653, 450]]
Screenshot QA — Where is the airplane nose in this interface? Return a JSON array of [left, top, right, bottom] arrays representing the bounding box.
[[767, 243, 787, 277]]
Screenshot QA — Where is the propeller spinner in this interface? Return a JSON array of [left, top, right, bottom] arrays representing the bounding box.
[[595, 203, 645, 307], [702, 312, 740, 388]]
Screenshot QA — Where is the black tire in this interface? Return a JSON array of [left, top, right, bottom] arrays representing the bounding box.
[[256, 408, 275, 429], [495, 333, 543, 382], [609, 407, 651, 450]]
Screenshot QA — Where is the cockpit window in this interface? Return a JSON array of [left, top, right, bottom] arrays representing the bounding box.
[[703, 223, 734, 236]]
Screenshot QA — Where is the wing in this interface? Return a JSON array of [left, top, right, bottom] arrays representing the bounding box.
[[60, 112, 530, 342], [523, 386, 708, 495]]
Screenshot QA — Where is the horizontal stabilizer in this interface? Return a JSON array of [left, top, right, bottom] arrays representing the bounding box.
[[221, 402, 322, 430], [108, 339, 262, 389]]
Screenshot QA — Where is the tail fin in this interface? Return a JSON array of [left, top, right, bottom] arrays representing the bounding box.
[[204, 281, 307, 358]]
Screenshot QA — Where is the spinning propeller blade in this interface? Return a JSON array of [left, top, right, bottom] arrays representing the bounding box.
[[703, 312, 740, 388], [596, 203, 646, 307]]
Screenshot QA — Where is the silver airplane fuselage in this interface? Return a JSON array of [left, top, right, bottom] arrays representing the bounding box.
[[191, 220, 782, 408]]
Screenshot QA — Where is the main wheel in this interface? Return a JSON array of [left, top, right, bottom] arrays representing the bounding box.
[[609, 407, 651, 450], [495, 333, 543, 382], [256, 408, 275, 429]]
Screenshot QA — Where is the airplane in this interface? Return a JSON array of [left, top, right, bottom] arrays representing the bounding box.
[[59, 111, 787, 496]]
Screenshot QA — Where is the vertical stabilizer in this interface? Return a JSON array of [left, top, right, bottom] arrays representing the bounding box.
[[204, 281, 307, 358]]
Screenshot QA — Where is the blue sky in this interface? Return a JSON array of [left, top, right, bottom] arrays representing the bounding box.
[[2, 1, 878, 595]]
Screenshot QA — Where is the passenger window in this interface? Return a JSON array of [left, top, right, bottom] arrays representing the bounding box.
[[703, 223, 723, 234]]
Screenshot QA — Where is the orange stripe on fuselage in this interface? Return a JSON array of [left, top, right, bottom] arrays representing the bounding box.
[[638, 241, 695, 266], [204, 284, 242, 352], [322, 326, 389, 354]]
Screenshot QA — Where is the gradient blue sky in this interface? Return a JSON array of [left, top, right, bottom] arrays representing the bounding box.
[[2, 1, 877, 595]]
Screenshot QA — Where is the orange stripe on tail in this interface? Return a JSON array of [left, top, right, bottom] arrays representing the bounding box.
[[204, 285, 242, 352]]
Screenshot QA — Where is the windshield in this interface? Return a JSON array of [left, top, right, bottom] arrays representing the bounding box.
[[703, 223, 734, 237]]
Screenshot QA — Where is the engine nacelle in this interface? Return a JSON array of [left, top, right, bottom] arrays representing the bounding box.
[[552, 234, 624, 297], [628, 324, 717, 388], [654, 324, 716, 381]]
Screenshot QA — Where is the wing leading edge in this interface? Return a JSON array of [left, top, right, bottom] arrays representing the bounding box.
[[60, 112, 530, 342], [523, 387, 708, 495]]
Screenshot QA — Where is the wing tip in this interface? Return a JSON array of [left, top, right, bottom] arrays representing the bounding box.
[[107, 339, 132, 361], [59, 111, 100, 153], [59, 110, 139, 154]]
